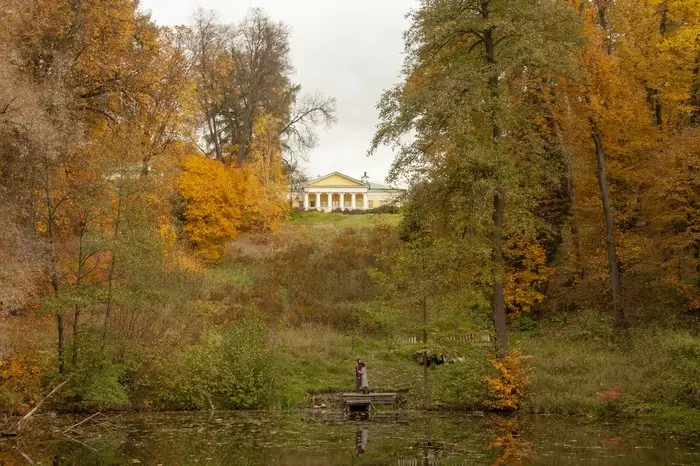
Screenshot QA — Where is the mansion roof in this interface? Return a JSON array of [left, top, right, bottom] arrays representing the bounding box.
[[303, 171, 402, 191]]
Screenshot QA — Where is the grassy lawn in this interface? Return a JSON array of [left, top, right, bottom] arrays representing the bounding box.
[[212, 210, 700, 420], [511, 311, 700, 421], [205, 256, 254, 286], [288, 210, 402, 228], [271, 324, 490, 410]]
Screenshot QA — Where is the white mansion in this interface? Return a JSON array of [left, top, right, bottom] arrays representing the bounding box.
[[296, 172, 404, 211]]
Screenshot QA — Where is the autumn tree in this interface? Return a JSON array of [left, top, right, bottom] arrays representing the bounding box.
[[614, 0, 700, 130], [643, 128, 700, 311], [241, 114, 291, 232], [1, 0, 201, 377], [187, 9, 335, 167], [179, 155, 244, 262], [549, 0, 700, 331], [371, 0, 579, 356]]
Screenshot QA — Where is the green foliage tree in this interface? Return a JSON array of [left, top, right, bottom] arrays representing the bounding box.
[[371, 0, 580, 356], [373, 237, 465, 409]]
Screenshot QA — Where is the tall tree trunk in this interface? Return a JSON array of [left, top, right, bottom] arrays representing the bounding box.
[[482, 4, 508, 357], [690, 37, 700, 126], [56, 312, 65, 374], [491, 191, 508, 356], [72, 221, 85, 368], [591, 3, 626, 332], [648, 88, 663, 128], [566, 155, 583, 277], [591, 126, 626, 330], [558, 95, 583, 277], [43, 166, 64, 375], [103, 180, 124, 344], [421, 296, 430, 410], [650, 1, 669, 129]]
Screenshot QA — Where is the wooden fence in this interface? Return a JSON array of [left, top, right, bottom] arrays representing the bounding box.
[[396, 331, 491, 346]]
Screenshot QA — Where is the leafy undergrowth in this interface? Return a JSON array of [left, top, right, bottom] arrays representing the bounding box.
[[513, 311, 700, 422], [200, 255, 699, 420]]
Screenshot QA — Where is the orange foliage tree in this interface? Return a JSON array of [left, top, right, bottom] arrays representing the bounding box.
[[485, 351, 530, 411], [504, 236, 553, 315], [237, 114, 291, 233], [179, 155, 244, 262]]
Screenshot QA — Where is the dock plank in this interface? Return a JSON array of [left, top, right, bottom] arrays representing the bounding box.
[[341, 392, 399, 411]]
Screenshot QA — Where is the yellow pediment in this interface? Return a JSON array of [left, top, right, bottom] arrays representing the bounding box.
[[307, 172, 365, 187]]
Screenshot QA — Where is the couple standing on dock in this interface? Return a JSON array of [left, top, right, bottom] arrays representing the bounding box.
[[354, 359, 368, 393]]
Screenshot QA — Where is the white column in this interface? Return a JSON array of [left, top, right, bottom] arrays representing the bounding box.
[[303, 192, 309, 210], [339, 193, 345, 210], [327, 193, 333, 211], [363, 194, 368, 210], [351, 193, 356, 209], [315, 192, 321, 211]]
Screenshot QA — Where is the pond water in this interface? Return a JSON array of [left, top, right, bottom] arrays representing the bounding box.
[[3, 411, 699, 465]]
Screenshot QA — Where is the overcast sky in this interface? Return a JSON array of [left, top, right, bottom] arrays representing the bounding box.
[[138, 0, 415, 185]]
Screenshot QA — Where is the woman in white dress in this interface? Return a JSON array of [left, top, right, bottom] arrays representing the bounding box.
[[359, 362, 368, 393]]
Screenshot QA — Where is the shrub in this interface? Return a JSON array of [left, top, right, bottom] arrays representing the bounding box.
[[512, 315, 538, 332], [484, 352, 530, 411], [371, 204, 400, 214], [660, 333, 700, 407], [0, 352, 49, 415], [594, 384, 627, 419], [80, 364, 131, 411], [65, 330, 133, 411], [157, 313, 276, 410]]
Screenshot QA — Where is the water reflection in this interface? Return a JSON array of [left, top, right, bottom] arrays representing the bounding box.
[[487, 416, 531, 466], [0, 411, 697, 465], [355, 427, 368, 457]]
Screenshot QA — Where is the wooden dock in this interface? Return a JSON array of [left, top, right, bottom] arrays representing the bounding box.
[[341, 392, 399, 412]]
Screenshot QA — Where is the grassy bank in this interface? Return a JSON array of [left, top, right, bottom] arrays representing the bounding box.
[[513, 312, 700, 422], [4, 211, 695, 424], [264, 314, 699, 427], [198, 248, 699, 424], [288, 210, 402, 228], [203, 213, 699, 424], [270, 324, 490, 410]]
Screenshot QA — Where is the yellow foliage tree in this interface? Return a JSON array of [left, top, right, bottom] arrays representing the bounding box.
[[179, 155, 243, 262], [644, 128, 700, 311], [240, 114, 290, 232], [504, 237, 553, 315], [485, 351, 530, 411], [615, 0, 700, 130]]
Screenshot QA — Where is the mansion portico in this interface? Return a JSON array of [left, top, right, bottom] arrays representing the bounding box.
[[299, 172, 404, 211]]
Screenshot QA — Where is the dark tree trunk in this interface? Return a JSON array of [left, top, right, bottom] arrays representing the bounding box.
[[210, 113, 223, 161], [103, 180, 123, 346], [422, 296, 429, 410], [556, 97, 583, 277], [482, 3, 508, 357], [72, 221, 85, 368], [590, 2, 626, 333], [44, 169, 64, 375], [566, 155, 583, 277], [690, 37, 700, 126], [591, 126, 626, 331], [655, 96, 663, 128], [491, 191, 508, 356], [56, 313, 65, 374], [650, 2, 668, 129]]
